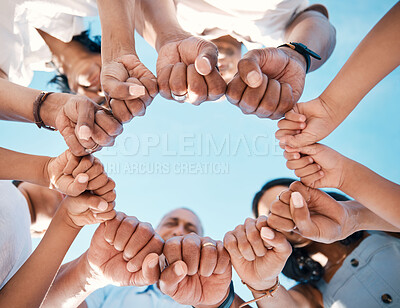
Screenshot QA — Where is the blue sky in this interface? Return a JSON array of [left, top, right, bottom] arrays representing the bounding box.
[[1, 0, 399, 300]]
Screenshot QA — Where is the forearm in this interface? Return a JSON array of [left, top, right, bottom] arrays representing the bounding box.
[[285, 6, 336, 72], [0, 207, 81, 307], [251, 286, 310, 308], [135, 0, 190, 51], [97, 0, 136, 62], [42, 252, 101, 308], [0, 147, 51, 187], [0, 78, 66, 126], [320, 2, 400, 122], [341, 159, 400, 228]]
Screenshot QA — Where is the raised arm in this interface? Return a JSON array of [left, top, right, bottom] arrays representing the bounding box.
[[277, 2, 400, 147]]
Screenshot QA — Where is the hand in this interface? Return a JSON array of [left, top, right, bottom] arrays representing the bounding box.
[[52, 94, 123, 156], [157, 36, 226, 105], [269, 181, 351, 243], [226, 47, 306, 119], [61, 191, 116, 228], [224, 217, 291, 291], [283, 143, 349, 189], [86, 212, 164, 287], [46, 150, 114, 196], [276, 97, 340, 147], [101, 54, 158, 123], [159, 233, 232, 307], [65, 53, 104, 104]]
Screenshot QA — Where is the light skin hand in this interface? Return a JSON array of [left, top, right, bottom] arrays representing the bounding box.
[[283, 143, 348, 189], [224, 217, 292, 291], [159, 234, 232, 307], [157, 36, 226, 105], [87, 212, 164, 287]]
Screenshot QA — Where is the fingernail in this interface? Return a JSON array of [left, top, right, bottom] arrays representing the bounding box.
[[247, 71, 262, 87], [299, 115, 306, 122], [78, 125, 91, 141], [149, 256, 159, 268], [174, 262, 185, 276], [291, 192, 304, 208], [195, 56, 212, 75], [98, 200, 108, 211], [76, 174, 89, 183], [129, 84, 146, 97], [261, 227, 275, 240], [127, 262, 136, 272]]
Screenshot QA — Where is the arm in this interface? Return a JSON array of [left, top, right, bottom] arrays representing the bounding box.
[[226, 5, 336, 119], [277, 3, 400, 148], [97, 0, 158, 123], [0, 191, 115, 307]]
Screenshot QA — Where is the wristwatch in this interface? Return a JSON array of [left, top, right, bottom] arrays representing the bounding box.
[[278, 42, 321, 73]]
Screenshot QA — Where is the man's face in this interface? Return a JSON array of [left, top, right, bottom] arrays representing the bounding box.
[[211, 35, 242, 83], [258, 186, 310, 246], [156, 208, 203, 241]]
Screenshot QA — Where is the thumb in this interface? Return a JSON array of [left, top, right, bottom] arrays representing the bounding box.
[[76, 98, 95, 142], [238, 50, 263, 88], [195, 43, 218, 76], [289, 191, 313, 235], [280, 133, 316, 149], [139, 253, 161, 285], [159, 261, 187, 296]]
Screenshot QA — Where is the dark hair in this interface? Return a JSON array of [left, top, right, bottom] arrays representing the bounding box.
[[252, 178, 364, 284], [12, 180, 23, 188], [48, 30, 101, 93], [252, 178, 296, 217]]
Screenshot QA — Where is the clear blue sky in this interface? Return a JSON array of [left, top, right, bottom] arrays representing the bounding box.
[[0, 0, 399, 300]]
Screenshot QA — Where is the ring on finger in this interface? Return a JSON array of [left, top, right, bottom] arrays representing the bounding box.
[[85, 143, 100, 154], [202, 242, 216, 248], [171, 92, 187, 102]]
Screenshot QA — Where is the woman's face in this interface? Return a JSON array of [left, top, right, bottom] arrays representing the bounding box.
[[258, 185, 310, 247]]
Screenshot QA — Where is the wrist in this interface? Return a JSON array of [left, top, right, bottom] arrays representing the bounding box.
[[195, 281, 232, 308], [77, 251, 108, 293], [246, 277, 278, 295], [338, 157, 359, 192], [279, 46, 307, 74], [340, 201, 360, 239], [40, 92, 70, 128]]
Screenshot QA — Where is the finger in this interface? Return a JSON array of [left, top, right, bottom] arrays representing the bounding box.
[[284, 109, 306, 122], [260, 227, 292, 256], [93, 178, 116, 196], [255, 215, 268, 231], [63, 130, 87, 156], [123, 222, 155, 261], [233, 225, 255, 261], [84, 158, 105, 180], [131, 253, 161, 285], [163, 236, 183, 265], [244, 218, 267, 257], [56, 174, 88, 196], [91, 123, 115, 147], [270, 83, 294, 120], [289, 192, 313, 235], [94, 109, 123, 137], [97, 190, 116, 203], [187, 64, 207, 105], [195, 43, 218, 76], [199, 237, 217, 277], [125, 98, 146, 117], [300, 171, 324, 188], [294, 163, 321, 178], [113, 216, 140, 251], [267, 214, 295, 232], [93, 209, 117, 221], [157, 64, 174, 99], [170, 62, 187, 98], [223, 232, 241, 260], [139, 77, 158, 101], [280, 133, 317, 149], [104, 212, 127, 244], [283, 150, 301, 160], [277, 119, 306, 131], [182, 234, 201, 275], [110, 99, 133, 124], [214, 241, 230, 275], [127, 234, 164, 273], [76, 99, 96, 142], [255, 79, 280, 118], [87, 173, 109, 191], [270, 199, 292, 220], [203, 68, 226, 101], [239, 74, 268, 114], [275, 189, 292, 205], [71, 155, 94, 177], [275, 129, 302, 141], [286, 156, 314, 170], [226, 74, 247, 105], [159, 261, 188, 296], [67, 192, 108, 213], [126, 77, 152, 108], [238, 50, 263, 88]]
